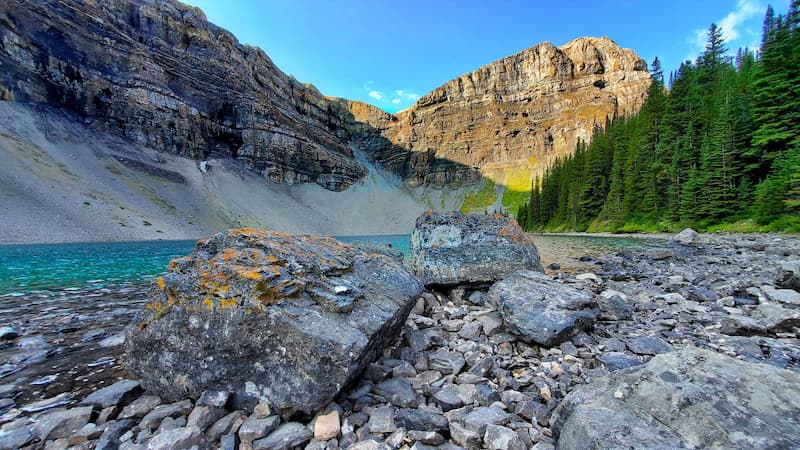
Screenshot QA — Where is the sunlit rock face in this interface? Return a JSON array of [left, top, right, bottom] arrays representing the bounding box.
[[349, 37, 651, 191]]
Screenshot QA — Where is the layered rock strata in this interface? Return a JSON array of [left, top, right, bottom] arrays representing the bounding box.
[[0, 0, 366, 190], [0, 0, 650, 193], [351, 37, 652, 190]]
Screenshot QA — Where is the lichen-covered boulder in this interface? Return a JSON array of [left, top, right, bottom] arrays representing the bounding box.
[[410, 211, 543, 287], [550, 347, 800, 449], [125, 228, 423, 418]]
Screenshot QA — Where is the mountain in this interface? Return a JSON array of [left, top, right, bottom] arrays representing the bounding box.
[[0, 0, 652, 242], [350, 37, 651, 193]]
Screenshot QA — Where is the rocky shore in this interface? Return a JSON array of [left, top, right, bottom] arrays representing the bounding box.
[[1, 214, 799, 449]]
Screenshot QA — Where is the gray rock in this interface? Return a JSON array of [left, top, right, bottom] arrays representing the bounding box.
[[95, 418, 137, 450], [238, 415, 280, 445], [646, 248, 674, 260], [206, 410, 245, 442], [20, 392, 73, 413], [373, 378, 418, 408], [0, 426, 32, 450], [488, 271, 598, 346], [428, 349, 466, 375], [477, 313, 503, 336], [673, 228, 699, 245], [467, 290, 487, 306], [721, 302, 800, 336], [484, 424, 525, 450], [551, 347, 800, 449], [760, 285, 800, 305], [394, 409, 449, 433], [597, 352, 642, 371], [626, 336, 673, 355], [126, 230, 423, 418], [186, 405, 226, 431], [405, 328, 441, 352], [119, 395, 162, 420], [407, 430, 445, 445], [0, 327, 18, 341], [462, 406, 509, 435], [449, 422, 481, 449], [409, 211, 543, 287], [32, 406, 93, 441], [0, 399, 13, 415], [80, 379, 142, 409], [433, 385, 464, 411], [366, 405, 397, 433], [99, 333, 126, 347], [140, 400, 193, 429], [777, 260, 800, 291], [220, 432, 237, 450], [82, 328, 108, 342], [197, 390, 229, 408], [596, 294, 633, 321], [253, 422, 312, 450], [346, 440, 392, 450], [146, 426, 208, 450]]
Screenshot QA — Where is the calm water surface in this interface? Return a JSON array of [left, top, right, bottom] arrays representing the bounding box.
[[0, 234, 663, 296]]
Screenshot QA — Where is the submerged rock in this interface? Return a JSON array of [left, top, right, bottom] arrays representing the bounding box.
[[126, 228, 423, 418], [410, 211, 543, 287], [488, 271, 597, 346], [551, 347, 800, 449]]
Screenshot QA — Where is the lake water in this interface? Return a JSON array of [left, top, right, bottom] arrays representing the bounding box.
[[0, 234, 664, 296]]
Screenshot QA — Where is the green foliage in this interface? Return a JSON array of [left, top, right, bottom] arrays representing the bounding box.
[[459, 179, 497, 213], [520, 5, 800, 233]]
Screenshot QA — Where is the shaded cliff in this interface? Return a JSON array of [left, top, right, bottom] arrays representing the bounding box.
[[349, 37, 651, 193], [0, 0, 367, 190]]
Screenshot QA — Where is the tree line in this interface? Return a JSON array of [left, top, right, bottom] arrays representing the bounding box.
[[518, 2, 800, 232]]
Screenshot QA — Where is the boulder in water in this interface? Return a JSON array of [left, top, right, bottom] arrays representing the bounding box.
[[410, 211, 543, 287], [126, 228, 423, 418]]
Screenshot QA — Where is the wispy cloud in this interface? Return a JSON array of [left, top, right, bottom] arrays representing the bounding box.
[[685, 0, 764, 61], [395, 90, 420, 101], [392, 98, 401, 104], [368, 90, 383, 100]]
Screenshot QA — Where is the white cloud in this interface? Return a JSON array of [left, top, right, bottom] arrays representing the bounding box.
[[719, 0, 761, 41], [368, 90, 383, 100], [392, 98, 401, 104], [686, 0, 763, 60], [394, 89, 420, 101]]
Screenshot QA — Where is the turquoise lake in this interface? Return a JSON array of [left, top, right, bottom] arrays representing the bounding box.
[[0, 234, 664, 296]]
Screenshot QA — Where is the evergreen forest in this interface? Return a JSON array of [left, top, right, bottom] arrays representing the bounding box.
[[518, 2, 800, 232]]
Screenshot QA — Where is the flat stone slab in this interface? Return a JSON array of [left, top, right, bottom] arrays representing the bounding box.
[[551, 347, 800, 449], [488, 271, 598, 346]]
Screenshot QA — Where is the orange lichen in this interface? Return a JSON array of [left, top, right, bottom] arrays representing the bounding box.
[[218, 297, 238, 310], [203, 296, 213, 310], [156, 276, 166, 289], [238, 269, 262, 281]]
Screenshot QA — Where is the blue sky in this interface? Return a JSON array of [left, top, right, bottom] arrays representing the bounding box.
[[182, 0, 788, 113]]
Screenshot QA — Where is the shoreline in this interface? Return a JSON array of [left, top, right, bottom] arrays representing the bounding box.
[[0, 232, 797, 448]]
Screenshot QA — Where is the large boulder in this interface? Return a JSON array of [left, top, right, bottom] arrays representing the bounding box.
[[126, 228, 423, 418], [551, 347, 800, 449], [410, 211, 543, 287], [488, 271, 597, 346]]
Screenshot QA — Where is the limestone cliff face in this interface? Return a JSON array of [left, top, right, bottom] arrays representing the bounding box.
[[0, 0, 364, 190], [0, 0, 650, 194], [351, 37, 651, 191]]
